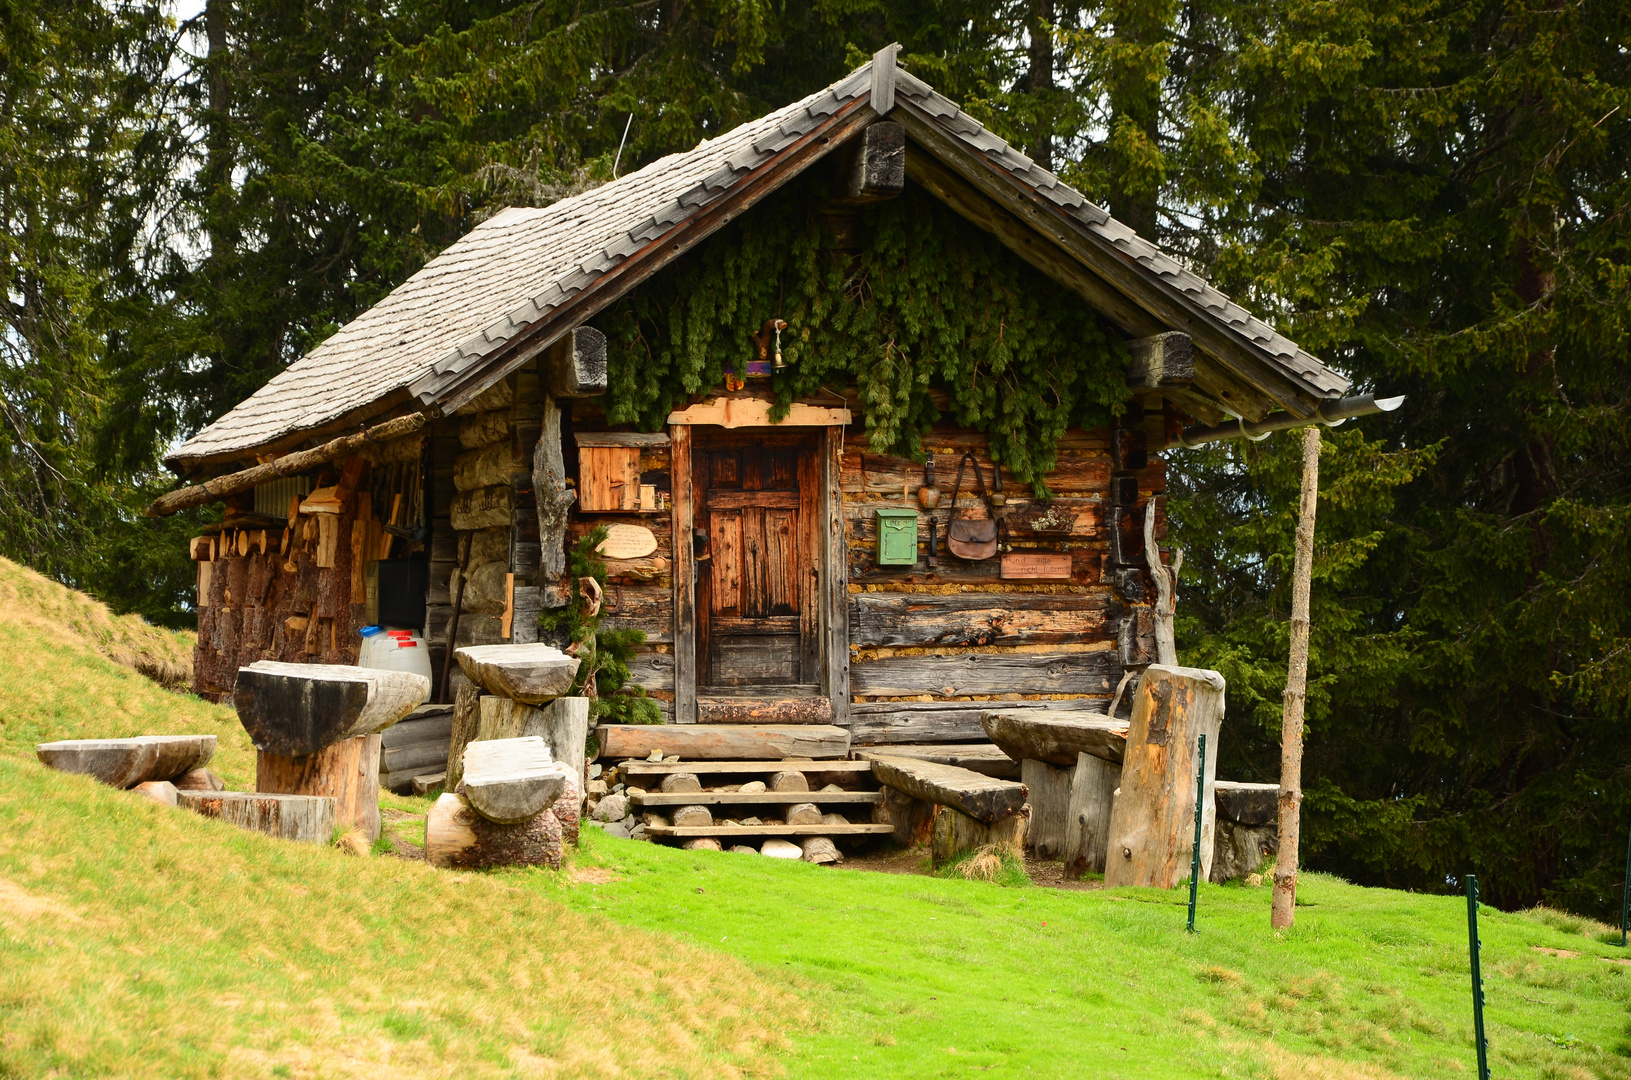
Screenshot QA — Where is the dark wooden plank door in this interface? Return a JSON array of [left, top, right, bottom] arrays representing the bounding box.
[[694, 431, 821, 687]]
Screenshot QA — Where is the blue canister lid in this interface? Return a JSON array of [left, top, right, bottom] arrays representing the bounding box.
[[359, 625, 385, 637]]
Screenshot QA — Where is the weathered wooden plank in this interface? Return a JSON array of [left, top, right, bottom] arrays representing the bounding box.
[[843, 498, 1102, 539], [696, 696, 833, 724], [1063, 751, 1118, 876], [625, 648, 676, 693], [643, 823, 893, 838], [849, 591, 1121, 648], [868, 755, 1027, 824], [460, 737, 566, 824], [573, 431, 670, 448], [841, 450, 1112, 495], [1023, 759, 1073, 860], [851, 650, 1121, 697], [455, 643, 580, 704], [670, 424, 697, 723], [848, 548, 1104, 585], [980, 709, 1129, 767], [178, 790, 336, 843], [595, 723, 850, 760], [234, 662, 428, 756], [631, 790, 882, 808], [821, 426, 850, 726], [855, 743, 1020, 780], [619, 759, 872, 777], [847, 699, 1101, 744], [36, 736, 217, 789]]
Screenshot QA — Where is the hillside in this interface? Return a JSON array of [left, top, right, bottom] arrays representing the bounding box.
[[1, 556, 1627, 1079]]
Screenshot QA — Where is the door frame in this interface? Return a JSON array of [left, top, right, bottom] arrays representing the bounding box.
[[669, 400, 849, 725]]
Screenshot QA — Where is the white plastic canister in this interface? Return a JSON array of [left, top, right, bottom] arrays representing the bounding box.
[[357, 625, 434, 682]]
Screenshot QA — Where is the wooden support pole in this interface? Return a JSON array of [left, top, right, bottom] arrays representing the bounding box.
[[1272, 426, 1321, 929]]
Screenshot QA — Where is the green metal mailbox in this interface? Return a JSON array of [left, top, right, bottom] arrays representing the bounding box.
[[875, 507, 920, 566]]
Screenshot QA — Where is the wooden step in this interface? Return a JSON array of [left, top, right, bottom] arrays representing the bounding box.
[[643, 823, 894, 839], [856, 744, 1019, 780], [619, 759, 872, 778], [596, 724, 851, 761], [868, 755, 1028, 824], [632, 790, 882, 808], [696, 696, 833, 725]]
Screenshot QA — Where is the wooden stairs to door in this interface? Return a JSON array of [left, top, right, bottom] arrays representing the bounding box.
[[618, 758, 893, 842]]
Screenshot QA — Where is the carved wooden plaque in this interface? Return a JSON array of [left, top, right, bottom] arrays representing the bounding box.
[[1000, 552, 1073, 580], [596, 523, 658, 560]]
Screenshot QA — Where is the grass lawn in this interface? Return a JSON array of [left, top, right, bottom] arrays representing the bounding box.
[[534, 829, 1631, 1079], [1, 555, 1627, 1078]]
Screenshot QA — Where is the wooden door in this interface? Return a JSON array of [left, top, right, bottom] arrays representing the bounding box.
[[693, 431, 821, 687]]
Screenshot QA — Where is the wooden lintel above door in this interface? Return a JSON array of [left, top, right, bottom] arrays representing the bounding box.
[[667, 397, 851, 428]]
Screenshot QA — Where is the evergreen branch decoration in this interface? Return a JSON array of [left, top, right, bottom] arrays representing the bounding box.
[[594, 178, 1129, 491], [541, 526, 662, 726]]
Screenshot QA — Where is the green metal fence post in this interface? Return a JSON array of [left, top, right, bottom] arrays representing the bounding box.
[[1620, 813, 1630, 948], [1187, 733, 1206, 934], [1466, 875, 1490, 1080]]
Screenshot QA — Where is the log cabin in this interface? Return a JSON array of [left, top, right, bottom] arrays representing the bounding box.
[[151, 47, 1363, 758]]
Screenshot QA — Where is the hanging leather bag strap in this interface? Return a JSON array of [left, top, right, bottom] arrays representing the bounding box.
[[946, 452, 998, 559]]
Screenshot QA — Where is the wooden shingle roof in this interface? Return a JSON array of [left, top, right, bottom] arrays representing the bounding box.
[[169, 51, 1347, 471]]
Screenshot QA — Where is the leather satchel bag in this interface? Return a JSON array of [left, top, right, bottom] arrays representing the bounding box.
[[945, 452, 998, 561]]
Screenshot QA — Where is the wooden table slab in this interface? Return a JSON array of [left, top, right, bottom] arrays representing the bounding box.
[[856, 744, 1020, 780], [868, 755, 1027, 824], [979, 709, 1129, 767]]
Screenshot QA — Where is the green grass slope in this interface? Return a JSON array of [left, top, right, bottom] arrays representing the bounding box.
[[544, 837, 1631, 1079], [0, 558, 795, 1078], [0, 555, 1627, 1079]]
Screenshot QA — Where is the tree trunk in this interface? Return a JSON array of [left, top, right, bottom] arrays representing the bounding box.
[[424, 791, 563, 870], [1103, 664, 1225, 888], [1026, 0, 1056, 171], [1021, 759, 1072, 859], [930, 805, 1028, 865], [256, 733, 382, 842], [1062, 751, 1118, 876], [1272, 426, 1321, 929]]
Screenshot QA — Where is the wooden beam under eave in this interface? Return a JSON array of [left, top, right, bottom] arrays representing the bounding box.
[[895, 104, 1320, 420]]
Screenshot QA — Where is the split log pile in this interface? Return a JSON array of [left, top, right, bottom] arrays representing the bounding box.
[[189, 448, 426, 701], [379, 704, 454, 793]]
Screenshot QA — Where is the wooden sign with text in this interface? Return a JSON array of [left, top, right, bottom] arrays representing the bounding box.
[[596, 523, 658, 560], [1000, 552, 1073, 580]]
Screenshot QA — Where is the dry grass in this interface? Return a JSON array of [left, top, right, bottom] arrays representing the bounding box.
[[0, 555, 195, 691], [0, 556, 803, 1079]]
